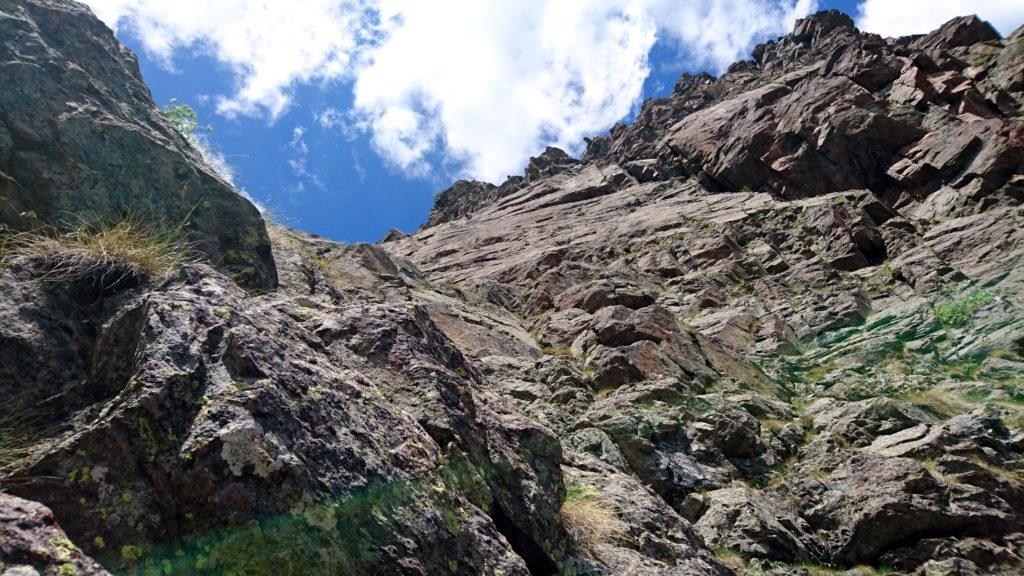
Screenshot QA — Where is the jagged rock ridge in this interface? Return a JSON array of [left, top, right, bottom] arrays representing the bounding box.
[[2, 4, 1023, 576]]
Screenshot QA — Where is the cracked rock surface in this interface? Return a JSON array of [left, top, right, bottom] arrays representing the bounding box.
[[2, 4, 1024, 576]]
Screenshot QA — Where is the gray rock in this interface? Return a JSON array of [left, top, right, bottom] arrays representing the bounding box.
[[695, 487, 817, 561], [0, 264, 540, 575], [0, 493, 110, 575]]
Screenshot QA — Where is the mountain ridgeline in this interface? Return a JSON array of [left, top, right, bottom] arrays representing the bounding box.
[[1, 2, 1023, 576]]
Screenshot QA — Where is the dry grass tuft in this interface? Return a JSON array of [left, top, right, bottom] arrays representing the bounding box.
[[560, 481, 626, 556], [0, 411, 42, 488], [4, 216, 192, 296], [905, 388, 970, 419], [0, 425, 29, 477]]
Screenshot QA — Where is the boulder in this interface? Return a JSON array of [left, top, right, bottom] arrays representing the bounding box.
[[790, 451, 1019, 564], [695, 487, 816, 561], [0, 493, 111, 575]]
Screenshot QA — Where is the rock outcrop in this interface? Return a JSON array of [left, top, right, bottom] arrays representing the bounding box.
[[0, 0, 276, 288], [2, 4, 1024, 576], [0, 494, 110, 575]]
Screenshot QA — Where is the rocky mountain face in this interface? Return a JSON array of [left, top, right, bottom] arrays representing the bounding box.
[[1, 3, 1023, 576]]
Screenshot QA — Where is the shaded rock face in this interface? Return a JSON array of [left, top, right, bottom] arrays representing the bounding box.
[[3, 6, 1024, 576], [0, 258, 559, 575], [422, 180, 503, 229], [0, 493, 110, 575], [0, 0, 276, 288]]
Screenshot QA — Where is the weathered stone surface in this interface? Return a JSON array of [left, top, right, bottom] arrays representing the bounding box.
[[560, 458, 732, 575], [0, 263, 546, 575], [0, 0, 276, 288], [913, 15, 1001, 51], [695, 487, 817, 562], [382, 10, 1024, 574], [810, 397, 935, 446], [0, 493, 110, 575]]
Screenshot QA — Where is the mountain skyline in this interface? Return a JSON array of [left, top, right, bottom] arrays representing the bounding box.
[[86, 1, 1022, 242]]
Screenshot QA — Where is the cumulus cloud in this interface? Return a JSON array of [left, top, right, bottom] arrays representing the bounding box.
[[84, 0, 368, 118], [83, 0, 817, 183], [857, 0, 1024, 38], [655, 0, 817, 70], [351, 0, 657, 180], [353, 0, 817, 181]]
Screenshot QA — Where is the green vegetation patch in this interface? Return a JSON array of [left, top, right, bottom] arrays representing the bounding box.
[[112, 474, 457, 575], [161, 99, 211, 140], [933, 289, 993, 328]]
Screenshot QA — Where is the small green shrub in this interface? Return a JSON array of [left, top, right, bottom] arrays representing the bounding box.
[[933, 289, 993, 328], [162, 99, 211, 139]]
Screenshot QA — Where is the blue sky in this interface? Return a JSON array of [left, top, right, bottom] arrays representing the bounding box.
[[84, 0, 1021, 243]]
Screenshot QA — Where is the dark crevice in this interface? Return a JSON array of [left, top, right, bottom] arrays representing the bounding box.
[[489, 502, 558, 576], [868, 522, 1015, 565]]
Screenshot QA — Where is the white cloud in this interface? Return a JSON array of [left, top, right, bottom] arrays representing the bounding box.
[[655, 0, 817, 70], [353, 0, 816, 182], [84, 0, 368, 118], [83, 0, 817, 183], [351, 1, 651, 180], [287, 125, 325, 190], [191, 133, 236, 184], [857, 0, 1024, 38]]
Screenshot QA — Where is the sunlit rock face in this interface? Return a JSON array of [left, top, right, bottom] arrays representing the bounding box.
[[2, 4, 1024, 576]]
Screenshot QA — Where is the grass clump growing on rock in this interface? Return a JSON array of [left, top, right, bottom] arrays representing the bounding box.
[[712, 547, 745, 570], [0, 409, 49, 488], [905, 389, 969, 419], [0, 420, 30, 481], [5, 216, 192, 297], [560, 480, 626, 556]]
